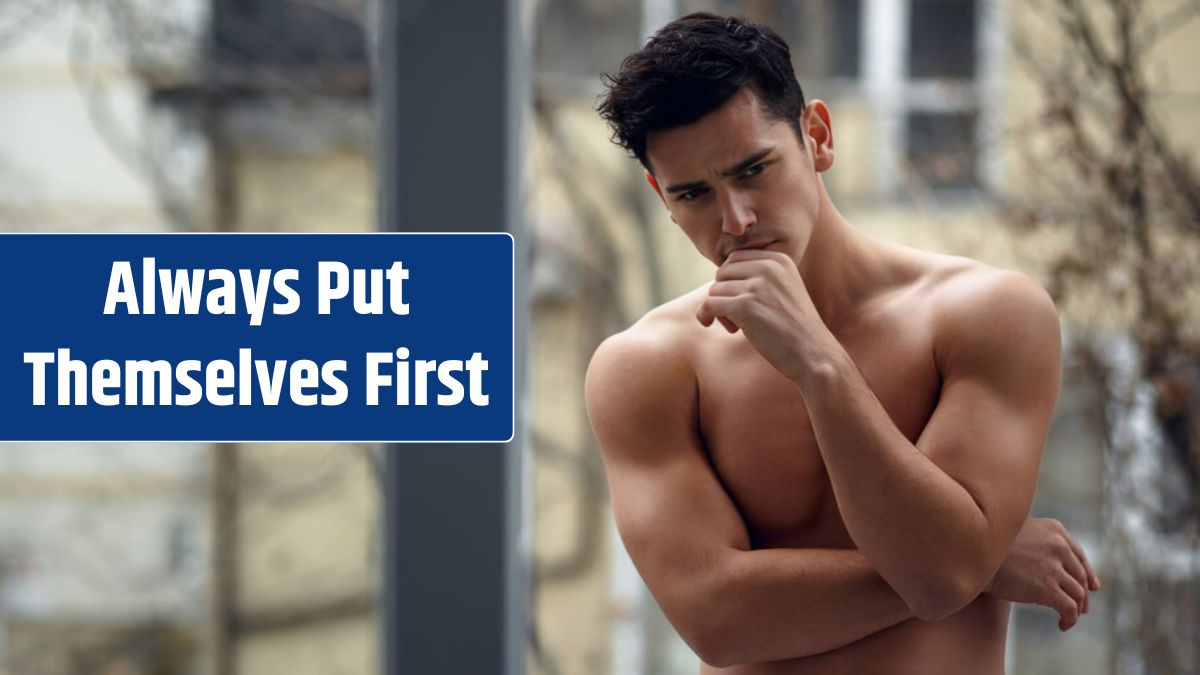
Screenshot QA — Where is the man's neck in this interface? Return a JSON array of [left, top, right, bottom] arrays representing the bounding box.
[[797, 188, 896, 331]]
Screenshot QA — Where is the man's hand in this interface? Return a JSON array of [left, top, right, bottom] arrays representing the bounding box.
[[987, 517, 1101, 631], [695, 249, 837, 383]]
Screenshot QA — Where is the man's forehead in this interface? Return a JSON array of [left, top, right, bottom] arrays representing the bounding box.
[[645, 90, 793, 178]]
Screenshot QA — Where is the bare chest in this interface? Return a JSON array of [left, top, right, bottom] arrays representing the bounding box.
[[694, 320, 941, 548]]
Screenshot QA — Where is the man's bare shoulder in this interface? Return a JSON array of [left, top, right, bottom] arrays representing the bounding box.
[[905, 251, 1060, 365], [588, 284, 711, 374], [584, 287, 711, 445]]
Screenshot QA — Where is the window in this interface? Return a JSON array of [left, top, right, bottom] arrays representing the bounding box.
[[212, 0, 367, 69], [903, 0, 988, 193], [831, 0, 863, 79], [909, 0, 977, 79], [907, 110, 978, 191], [855, 0, 997, 197]]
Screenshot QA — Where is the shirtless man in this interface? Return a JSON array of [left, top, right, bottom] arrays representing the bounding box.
[[586, 13, 1100, 674]]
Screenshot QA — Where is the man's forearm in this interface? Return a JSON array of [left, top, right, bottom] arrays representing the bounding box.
[[693, 547, 914, 666], [796, 350, 994, 619]]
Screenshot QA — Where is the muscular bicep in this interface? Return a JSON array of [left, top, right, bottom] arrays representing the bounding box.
[[915, 272, 1062, 562], [585, 330, 749, 620]]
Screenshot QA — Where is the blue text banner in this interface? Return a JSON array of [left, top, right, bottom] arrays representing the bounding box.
[[0, 233, 514, 442]]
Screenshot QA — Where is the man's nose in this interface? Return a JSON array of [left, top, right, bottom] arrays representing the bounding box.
[[719, 190, 755, 236]]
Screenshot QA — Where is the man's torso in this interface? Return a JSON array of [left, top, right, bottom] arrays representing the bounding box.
[[648, 247, 1011, 674]]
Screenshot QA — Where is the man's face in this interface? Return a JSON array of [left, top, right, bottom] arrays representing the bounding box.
[[644, 88, 829, 268]]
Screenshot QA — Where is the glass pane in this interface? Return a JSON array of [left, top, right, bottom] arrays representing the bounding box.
[[213, 0, 368, 69], [908, 0, 977, 78], [536, 0, 641, 84], [905, 110, 978, 191], [831, 0, 861, 78]]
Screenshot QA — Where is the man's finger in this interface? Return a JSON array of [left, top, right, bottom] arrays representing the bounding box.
[[1064, 533, 1101, 591], [1060, 539, 1090, 599], [1060, 572, 1087, 616], [708, 279, 756, 297], [696, 295, 744, 331], [1051, 589, 1079, 631], [715, 259, 771, 282], [722, 248, 786, 265]]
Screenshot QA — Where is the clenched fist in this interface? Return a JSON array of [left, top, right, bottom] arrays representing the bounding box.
[[696, 249, 839, 384]]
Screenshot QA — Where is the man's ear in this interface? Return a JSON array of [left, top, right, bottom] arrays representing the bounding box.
[[644, 172, 677, 223], [645, 171, 668, 206], [802, 100, 835, 173]]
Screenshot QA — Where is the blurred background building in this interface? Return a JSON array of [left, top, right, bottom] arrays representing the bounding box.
[[0, 0, 1197, 674]]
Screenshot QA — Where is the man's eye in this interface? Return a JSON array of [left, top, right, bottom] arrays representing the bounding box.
[[679, 188, 708, 202], [742, 163, 766, 178]]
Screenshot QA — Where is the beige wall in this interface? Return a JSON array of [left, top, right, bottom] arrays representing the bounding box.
[[221, 143, 379, 675], [237, 615, 376, 675], [231, 151, 373, 233]]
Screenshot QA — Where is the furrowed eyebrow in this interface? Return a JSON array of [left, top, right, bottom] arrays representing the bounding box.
[[664, 180, 707, 195], [663, 147, 775, 194], [719, 147, 773, 177], [667, 176, 700, 192]]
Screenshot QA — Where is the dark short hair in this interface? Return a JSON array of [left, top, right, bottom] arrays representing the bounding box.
[[597, 12, 807, 172]]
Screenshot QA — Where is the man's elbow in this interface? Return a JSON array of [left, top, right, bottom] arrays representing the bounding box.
[[904, 571, 988, 622], [673, 608, 743, 668], [665, 581, 764, 668], [690, 637, 740, 670]]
